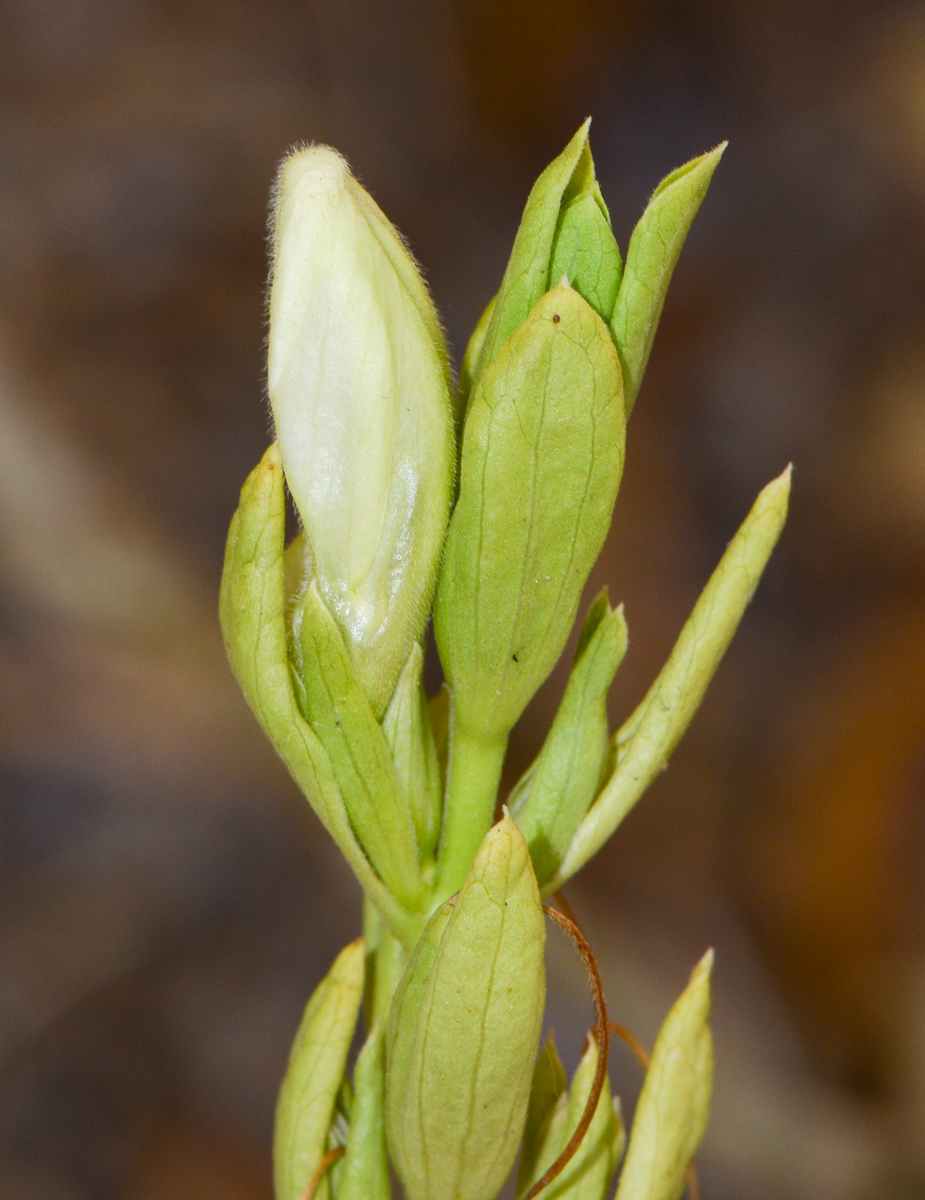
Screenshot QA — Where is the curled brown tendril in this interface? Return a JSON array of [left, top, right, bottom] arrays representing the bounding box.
[[537, 895, 700, 1200], [521, 902, 610, 1200], [301, 1145, 345, 1200]]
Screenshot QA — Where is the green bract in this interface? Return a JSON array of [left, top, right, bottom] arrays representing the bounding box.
[[219, 445, 422, 947], [434, 284, 625, 895], [386, 816, 546, 1200], [615, 952, 714, 1200], [336, 1022, 391, 1200], [268, 145, 455, 716], [218, 129, 789, 1200], [470, 122, 621, 399], [510, 590, 628, 888], [382, 644, 443, 865], [547, 466, 791, 893], [611, 144, 726, 416], [519, 1036, 624, 1200], [295, 580, 426, 910], [274, 939, 364, 1200]]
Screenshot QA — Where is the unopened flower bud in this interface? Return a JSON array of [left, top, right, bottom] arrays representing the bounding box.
[[268, 145, 455, 715]]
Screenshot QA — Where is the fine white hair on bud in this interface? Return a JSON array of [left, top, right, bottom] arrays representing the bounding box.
[[268, 145, 454, 716]]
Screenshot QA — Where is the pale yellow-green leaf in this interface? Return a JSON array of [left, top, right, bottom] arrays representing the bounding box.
[[273, 940, 364, 1200], [615, 952, 714, 1200], [610, 145, 725, 416], [517, 1034, 568, 1193], [519, 1036, 623, 1200], [476, 121, 591, 380], [382, 643, 443, 864], [336, 1022, 391, 1200], [549, 466, 791, 891], [384, 899, 454, 1149], [219, 446, 422, 947], [512, 592, 627, 886], [386, 816, 546, 1200], [550, 185, 622, 323], [435, 287, 624, 742], [298, 581, 425, 910]]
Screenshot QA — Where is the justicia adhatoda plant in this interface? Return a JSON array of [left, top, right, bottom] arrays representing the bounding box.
[[219, 124, 790, 1200]]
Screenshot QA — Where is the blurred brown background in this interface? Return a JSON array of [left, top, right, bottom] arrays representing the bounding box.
[[1, 0, 924, 1196]]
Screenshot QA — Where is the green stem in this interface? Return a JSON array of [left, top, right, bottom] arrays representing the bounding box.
[[363, 897, 408, 1026], [434, 715, 507, 902]]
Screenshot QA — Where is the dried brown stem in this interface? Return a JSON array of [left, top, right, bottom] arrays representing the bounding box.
[[607, 1020, 651, 1070], [520, 903, 610, 1200]]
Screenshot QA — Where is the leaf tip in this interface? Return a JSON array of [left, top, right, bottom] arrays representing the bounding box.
[[690, 947, 715, 991]]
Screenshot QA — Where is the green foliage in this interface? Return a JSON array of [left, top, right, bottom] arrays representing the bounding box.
[[296, 581, 426, 910], [510, 591, 628, 887], [435, 285, 625, 744], [274, 940, 365, 1200], [615, 953, 714, 1200], [611, 144, 726, 416], [549, 181, 622, 323], [547, 466, 791, 892], [519, 1037, 624, 1200], [386, 816, 546, 1200], [382, 644, 443, 865]]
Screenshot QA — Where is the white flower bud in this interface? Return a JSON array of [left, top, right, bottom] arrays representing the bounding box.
[[268, 145, 454, 715]]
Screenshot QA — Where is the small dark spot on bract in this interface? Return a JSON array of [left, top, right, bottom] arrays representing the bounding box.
[[552, 314, 561, 323], [512, 653, 519, 663]]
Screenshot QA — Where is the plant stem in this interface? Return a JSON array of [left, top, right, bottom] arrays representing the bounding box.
[[363, 898, 407, 1025], [434, 715, 507, 902]]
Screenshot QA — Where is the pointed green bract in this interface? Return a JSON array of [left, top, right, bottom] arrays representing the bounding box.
[[219, 445, 422, 946], [386, 816, 546, 1200], [475, 121, 591, 382], [519, 1036, 624, 1200], [269, 146, 455, 717], [550, 184, 622, 323], [384, 900, 454, 1133], [436, 285, 624, 741], [434, 284, 625, 895], [615, 952, 713, 1200], [518, 1035, 569, 1193], [511, 592, 628, 886], [273, 940, 364, 1200], [611, 144, 725, 416], [548, 466, 791, 892], [337, 1022, 392, 1200], [382, 643, 443, 864], [473, 122, 620, 394], [457, 294, 496, 419], [297, 581, 426, 911]]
